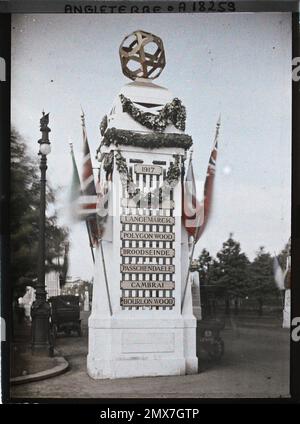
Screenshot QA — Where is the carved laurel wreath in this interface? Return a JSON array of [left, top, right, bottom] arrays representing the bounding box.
[[120, 94, 186, 132], [115, 149, 181, 202], [99, 128, 193, 151], [100, 114, 108, 137], [102, 150, 114, 176]]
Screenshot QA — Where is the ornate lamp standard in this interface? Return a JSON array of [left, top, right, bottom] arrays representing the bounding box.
[[31, 112, 52, 355]]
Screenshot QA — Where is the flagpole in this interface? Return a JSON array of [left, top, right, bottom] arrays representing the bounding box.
[[79, 107, 112, 313], [85, 220, 95, 264], [181, 148, 196, 311], [181, 117, 221, 312], [181, 235, 197, 312], [79, 110, 97, 265], [69, 142, 95, 264], [80, 104, 85, 125], [95, 162, 113, 316], [99, 238, 113, 316]]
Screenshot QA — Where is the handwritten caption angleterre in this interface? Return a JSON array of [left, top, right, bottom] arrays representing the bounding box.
[[65, 2, 236, 14]]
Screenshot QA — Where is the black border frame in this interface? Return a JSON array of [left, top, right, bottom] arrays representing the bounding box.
[[291, 10, 300, 401], [0, 12, 11, 406]]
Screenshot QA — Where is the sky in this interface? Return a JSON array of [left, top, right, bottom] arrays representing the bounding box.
[[11, 13, 292, 280]]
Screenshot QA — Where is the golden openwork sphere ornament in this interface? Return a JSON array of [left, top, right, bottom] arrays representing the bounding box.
[[119, 30, 166, 81]]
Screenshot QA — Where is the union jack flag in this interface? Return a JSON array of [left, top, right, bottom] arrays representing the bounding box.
[[181, 154, 203, 239], [195, 118, 219, 242], [182, 116, 220, 244]]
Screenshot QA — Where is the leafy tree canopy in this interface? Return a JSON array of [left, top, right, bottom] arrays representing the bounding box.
[[212, 233, 250, 299], [11, 130, 69, 298], [249, 246, 280, 303], [197, 248, 213, 285]]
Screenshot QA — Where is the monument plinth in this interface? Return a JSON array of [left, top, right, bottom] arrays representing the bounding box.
[[87, 30, 198, 379]]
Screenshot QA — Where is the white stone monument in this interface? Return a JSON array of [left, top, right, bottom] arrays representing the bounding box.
[[87, 30, 198, 379]]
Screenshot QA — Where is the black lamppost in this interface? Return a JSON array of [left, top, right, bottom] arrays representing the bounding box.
[[31, 111, 52, 355]]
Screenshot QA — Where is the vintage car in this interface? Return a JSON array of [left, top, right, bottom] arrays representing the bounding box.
[[49, 295, 82, 337], [197, 284, 226, 361], [197, 318, 225, 361]]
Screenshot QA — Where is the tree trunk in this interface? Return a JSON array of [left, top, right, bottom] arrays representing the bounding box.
[[225, 297, 230, 316], [234, 298, 239, 315], [258, 299, 263, 316]]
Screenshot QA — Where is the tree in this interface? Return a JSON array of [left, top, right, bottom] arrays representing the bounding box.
[[197, 248, 213, 285], [11, 130, 69, 299], [249, 247, 280, 315], [197, 249, 221, 317], [213, 234, 250, 315]]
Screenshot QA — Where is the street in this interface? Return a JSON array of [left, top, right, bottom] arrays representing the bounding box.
[[11, 312, 290, 399]]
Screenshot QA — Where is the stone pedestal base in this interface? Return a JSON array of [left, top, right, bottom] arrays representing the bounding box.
[[87, 316, 198, 379]]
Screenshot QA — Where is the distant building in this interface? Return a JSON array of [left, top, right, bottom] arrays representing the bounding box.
[[45, 243, 69, 298], [61, 277, 93, 310], [45, 270, 61, 299], [62, 277, 86, 292]]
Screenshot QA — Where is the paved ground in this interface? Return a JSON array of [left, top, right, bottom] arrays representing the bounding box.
[[11, 312, 290, 399]]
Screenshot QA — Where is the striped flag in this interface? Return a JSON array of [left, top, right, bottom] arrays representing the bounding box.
[[80, 109, 97, 216], [195, 117, 220, 242], [79, 109, 99, 246], [182, 154, 203, 239], [95, 158, 114, 239], [182, 117, 220, 244], [69, 143, 82, 221]]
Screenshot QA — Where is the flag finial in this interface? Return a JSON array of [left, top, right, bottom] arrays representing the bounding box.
[[189, 147, 194, 161], [80, 105, 85, 125], [216, 115, 221, 133], [214, 115, 221, 148]]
